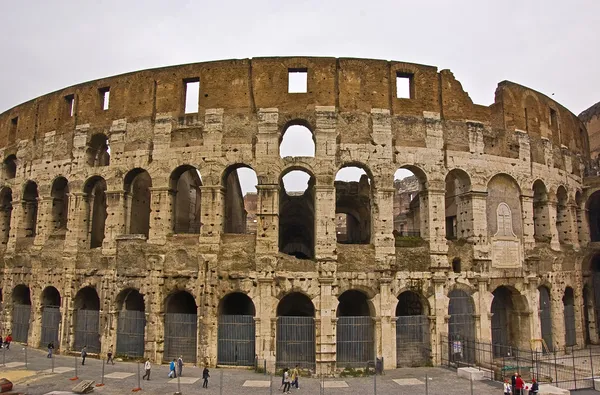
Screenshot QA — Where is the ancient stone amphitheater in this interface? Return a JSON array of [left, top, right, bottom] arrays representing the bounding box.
[[0, 57, 596, 374]]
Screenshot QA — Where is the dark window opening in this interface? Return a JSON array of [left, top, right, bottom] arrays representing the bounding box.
[[393, 168, 422, 238], [184, 79, 200, 114], [223, 166, 257, 234], [65, 94, 75, 117], [3, 155, 16, 179], [288, 68, 307, 93], [99, 87, 110, 110], [124, 169, 152, 238], [84, 176, 107, 249], [396, 72, 414, 99], [452, 258, 461, 273], [9, 117, 17, 144], [0, 187, 12, 245], [335, 166, 372, 244], [86, 133, 110, 167], [170, 166, 202, 234], [50, 177, 69, 233], [219, 293, 255, 316], [279, 170, 315, 259], [446, 216, 457, 239], [550, 108, 557, 127], [22, 181, 38, 238]]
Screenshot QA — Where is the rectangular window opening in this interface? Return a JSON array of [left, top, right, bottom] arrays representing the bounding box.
[[550, 108, 557, 127], [288, 68, 307, 93], [184, 79, 200, 114], [100, 87, 110, 110], [396, 73, 413, 99], [65, 95, 75, 117], [9, 117, 18, 143]]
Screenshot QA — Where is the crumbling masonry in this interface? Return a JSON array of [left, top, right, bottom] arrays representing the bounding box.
[[0, 57, 598, 374]]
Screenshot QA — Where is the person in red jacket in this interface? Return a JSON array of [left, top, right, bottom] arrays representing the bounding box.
[[514, 373, 525, 395], [4, 334, 12, 350]]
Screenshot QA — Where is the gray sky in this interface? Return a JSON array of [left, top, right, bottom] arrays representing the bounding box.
[[1, 0, 598, 192]]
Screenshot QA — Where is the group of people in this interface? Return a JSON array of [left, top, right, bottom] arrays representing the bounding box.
[[166, 356, 210, 388], [504, 372, 538, 395], [0, 334, 12, 349], [280, 365, 300, 393]]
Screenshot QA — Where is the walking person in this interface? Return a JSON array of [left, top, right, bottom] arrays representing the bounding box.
[[529, 378, 539, 394], [511, 372, 518, 395], [515, 373, 524, 395], [503, 379, 512, 395], [279, 368, 286, 390], [142, 358, 151, 380], [47, 341, 55, 358], [291, 365, 299, 389], [282, 367, 291, 394], [81, 346, 87, 365], [168, 359, 177, 378], [107, 345, 115, 365], [177, 355, 183, 377], [4, 334, 12, 350], [202, 365, 210, 388]]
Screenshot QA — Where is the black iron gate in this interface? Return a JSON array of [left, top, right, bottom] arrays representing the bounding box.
[[396, 315, 430, 367], [276, 316, 315, 369], [12, 304, 31, 343], [539, 287, 553, 352], [74, 310, 101, 353], [336, 316, 374, 368], [448, 290, 475, 364], [41, 306, 61, 346], [564, 303, 576, 346], [116, 310, 146, 358], [217, 315, 255, 366], [164, 313, 197, 363]]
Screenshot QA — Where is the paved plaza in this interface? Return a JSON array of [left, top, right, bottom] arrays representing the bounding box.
[[0, 345, 508, 394]]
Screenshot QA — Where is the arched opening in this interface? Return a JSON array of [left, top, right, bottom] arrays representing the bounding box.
[[164, 291, 197, 363], [563, 287, 576, 347], [124, 168, 152, 237], [556, 186, 570, 244], [276, 292, 315, 369], [217, 292, 256, 366], [444, 169, 471, 240], [170, 165, 202, 234], [222, 165, 258, 234], [452, 258, 461, 273], [533, 180, 551, 241], [22, 181, 38, 238], [336, 290, 374, 367], [279, 170, 315, 259], [448, 289, 475, 365], [335, 166, 372, 244], [86, 133, 110, 167], [491, 286, 530, 357], [0, 187, 13, 245], [587, 191, 600, 242], [73, 286, 101, 353], [538, 286, 553, 352], [279, 124, 315, 158], [84, 177, 107, 248], [50, 177, 69, 234], [115, 288, 146, 358], [41, 286, 61, 347], [393, 167, 424, 239], [396, 291, 430, 367], [11, 284, 31, 343], [3, 155, 16, 180]]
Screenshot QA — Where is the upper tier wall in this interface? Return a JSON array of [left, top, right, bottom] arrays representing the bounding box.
[[0, 57, 589, 157]]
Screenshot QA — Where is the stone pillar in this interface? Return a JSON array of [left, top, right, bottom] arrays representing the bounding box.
[[477, 279, 492, 342], [6, 196, 22, 252], [470, 191, 489, 258], [373, 188, 395, 268], [316, 277, 335, 375], [377, 278, 394, 369], [256, 278, 275, 372], [198, 185, 224, 243], [314, 186, 336, 261], [148, 187, 172, 245], [103, 190, 125, 253], [578, 207, 590, 247], [550, 286, 566, 352], [29, 292, 42, 347], [547, 199, 561, 251], [33, 196, 53, 248], [521, 193, 536, 248], [255, 185, 279, 266], [468, 121, 485, 154], [425, 188, 448, 269], [315, 106, 337, 158], [431, 273, 447, 365], [64, 192, 88, 252], [515, 130, 531, 163], [568, 203, 580, 250], [573, 285, 586, 348]]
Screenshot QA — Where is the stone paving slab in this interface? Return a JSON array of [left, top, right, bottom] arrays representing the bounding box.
[[104, 372, 135, 379], [393, 378, 424, 385], [4, 361, 26, 368], [167, 376, 199, 384], [42, 366, 75, 374], [323, 380, 349, 388], [243, 380, 271, 387]]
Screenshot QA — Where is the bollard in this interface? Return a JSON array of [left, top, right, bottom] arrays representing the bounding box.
[[219, 370, 223, 395], [132, 361, 142, 392], [51, 353, 55, 373], [96, 359, 105, 387], [177, 370, 181, 393], [470, 377, 474, 395], [70, 355, 79, 381], [591, 346, 596, 390], [264, 359, 267, 376], [425, 374, 428, 395], [2, 345, 5, 367], [270, 373, 273, 395], [373, 370, 376, 394], [23, 347, 28, 369]]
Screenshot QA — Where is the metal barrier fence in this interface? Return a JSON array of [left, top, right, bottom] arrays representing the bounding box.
[[74, 309, 101, 353], [276, 316, 315, 369], [164, 312, 197, 363], [336, 316, 374, 368], [217, 315, 255, 366], [41, 306, 61, 346], [116, 310, 146, 358], [12, 304, 31, 343], [441, 334, 600, 391]]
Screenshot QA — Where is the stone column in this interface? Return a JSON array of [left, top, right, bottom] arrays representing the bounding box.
[[256, 277, 275, 372], [431, 273, 447, 364], [567, 203, 579, 250], [316, 277, 335, 375], [255, 185, 279, 266], [521, 193, 536, 248], [551, 286, 565, 352], [373, 188, 395, 268], [64, 192, 88, 252], [29, 291, 42, 347], [378, 278, 394, 368], [6, 196, 22, 252], [148, 187, 172, 245], [33, 196, 53, 248], [198, 185, 224, 244], [470, 191, 489, 259], [102, 190, 126, 253], [578, 207, 591, 247], [547, 199, 560, 251], [477, 279, 492, 342], [313, 186, 336, 261], [573, 285, 586, 348], [424, 188, 449, 269]]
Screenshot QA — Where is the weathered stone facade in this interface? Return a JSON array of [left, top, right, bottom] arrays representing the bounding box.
[[0, 57, 595, 374]]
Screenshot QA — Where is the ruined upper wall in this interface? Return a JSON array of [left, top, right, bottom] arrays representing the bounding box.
[[580, 101, 600, 160], [0, 57, 588, 158]]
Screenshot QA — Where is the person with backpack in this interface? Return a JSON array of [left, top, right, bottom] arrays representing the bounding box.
[[142, 358, 151, 380], [107, 345, 115, 365], [202, 365, 210, 388], [47, 341, 54, 358], [291, 365, 299, 389], [530, 378, 539, 394], [168, 359, 177, 378], [177, 355, 184, 377]]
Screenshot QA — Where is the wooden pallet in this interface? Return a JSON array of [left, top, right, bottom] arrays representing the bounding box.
[[72, 380, 96, 394]]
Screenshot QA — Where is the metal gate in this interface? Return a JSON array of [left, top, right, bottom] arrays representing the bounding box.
[[491, 300, 509, 357], [116, 310, 146, 358], [593, 272, 600, 339], [74, 310, 101, 353], [539, 287, 553, 352], [276, 316, 315, 369], [336, 316, 374, 368], [164, 313, 197, 363], [41, 306, 61, 346], [396, 315, 430, 367], [12, 304, 31, 343], [564, 303, 576, 346], [217, 315, 255, 366], [448, 290, 475, 364]]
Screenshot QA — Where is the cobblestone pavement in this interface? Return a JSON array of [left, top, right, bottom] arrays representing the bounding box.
[[0, 344, 513, 394]]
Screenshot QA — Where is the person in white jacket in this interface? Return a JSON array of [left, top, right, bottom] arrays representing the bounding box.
[[503, 379, 512, 395], [142, 358, 151, 380]]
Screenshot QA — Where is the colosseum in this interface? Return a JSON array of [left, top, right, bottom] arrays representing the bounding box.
[[0, 57, 596, 374]]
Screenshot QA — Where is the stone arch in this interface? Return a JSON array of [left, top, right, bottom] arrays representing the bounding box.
[[164, 290, 197, 363], [335, 163, 373, 244], [395, 290, 431, 367], [444, 168, 472, 240], [563, 286, 576, 347], [73, 286, 101, 353], [538, 285, 553, 352], [490, 285, 531, 356], [522, 92, 542, 136], [487, 174, 523, 238], [0, 187, 12, 245], [124, 168, 152, 237], [50, 176, 69, 233], [276, 291, 316, 369], [86, 133, 110, 167], [83, 176, 107, 248], [22, 180, 38, 238], [393, 165, 428, 239], [279, 120, 315, 158], [115, 288, 145, 357], [40, 286, 61, 347], [170, 165, 202, 234], [217, 292, 256, 366], [587, 190, 600, 242], [222, 164, 257, 234], [279, 167, 315, 259]]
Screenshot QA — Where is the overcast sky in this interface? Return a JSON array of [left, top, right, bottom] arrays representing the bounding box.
[[1, 0, 598, 192]]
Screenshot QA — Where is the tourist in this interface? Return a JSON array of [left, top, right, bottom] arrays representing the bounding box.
[[202, 365, 210, 388], [515, 373, 524, 395], [511, 372, 518, 395], [107, 345, 115, 365], [282, 367, 291, 393], [530, 378, 539, 394], [47, 341, 54, 358], [142, 358, 151, 380], [168, 358, 177, 378], [4, 334, 12, 350], [291, 365, 299, 389], [177, 355, 184, 377], [503, 379, 511, 395], [81, 346, 87, 365]]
